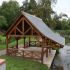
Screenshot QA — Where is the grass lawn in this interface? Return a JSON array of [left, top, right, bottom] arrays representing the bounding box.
[[0, 55, 49, 70], [0, 44, 6, 50]]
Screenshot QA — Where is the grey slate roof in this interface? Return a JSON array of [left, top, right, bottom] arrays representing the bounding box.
[[22, 11, 65, 45]]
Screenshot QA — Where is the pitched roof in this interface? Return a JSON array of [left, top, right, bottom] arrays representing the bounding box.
[[21, 11, 65, 45]]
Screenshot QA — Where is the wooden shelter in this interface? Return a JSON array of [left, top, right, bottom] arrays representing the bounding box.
[[6, 11, 65, 63]]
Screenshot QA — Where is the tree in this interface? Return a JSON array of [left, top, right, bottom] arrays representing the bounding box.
[[0, 0, 20, 29], [61, 19, 69, 30], [20, 0, 29, 12], [21, 0, 37, 15], [37, 0, 52, 19], [0, 16, 7, 30], [21, 0, 58, 29], [49, 12, 69, 30], [28, 0, 37, 14]]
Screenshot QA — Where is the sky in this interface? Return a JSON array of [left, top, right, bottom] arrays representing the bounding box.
[[0, 0, 70, 17], [53, 0, 70, 17]]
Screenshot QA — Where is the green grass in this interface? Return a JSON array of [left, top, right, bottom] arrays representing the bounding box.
[[0, 44, 6, 50], [0, 55, 49, 70], [0, 35, 6, 50]]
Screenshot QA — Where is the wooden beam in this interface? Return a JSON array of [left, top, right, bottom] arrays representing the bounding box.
[[24, 37, 26, 47], [33, 28, 41, 36], [22, 19, 24, 33], [9, 35, 24, 37], [41, 47, 44, 63], [6, 36, 8, 54], [29, 37, 31, 46], [9, 18, 23, 35], [24, 18, 33, 29], [14, 29, 16, 35], [16, 38, 19, 49], [16, 27, 24, 35], [6, 15, 22, 35], [24, 27, 31, 34], [31, 28, 33, 35], [23, 16, 42, 36]]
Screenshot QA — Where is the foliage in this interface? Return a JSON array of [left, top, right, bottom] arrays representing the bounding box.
[[0, 16, 7, 29], [21, 0, 37, 15], [21, 0, 54, 27], [56, 30, 70, 44], [0, 0, 20, 30], [0, 35, 6, 44]]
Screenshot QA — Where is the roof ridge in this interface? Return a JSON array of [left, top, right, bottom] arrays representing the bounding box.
[[21, 11, 42, 21]]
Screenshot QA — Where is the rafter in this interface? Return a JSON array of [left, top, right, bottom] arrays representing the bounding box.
[[24, 18, 33, 29], [14, 29, 16, 35], [9, 18, 23, 35]]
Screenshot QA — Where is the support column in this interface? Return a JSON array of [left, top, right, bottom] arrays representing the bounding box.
[[24, 37, 26, 47], [6, 36, 8, 54], [46, 48, 48, 57], [29, 37, 30, 46], [41, 37, 45, 63], [16, 38, 19, 49], [41, 47, 44, 63]]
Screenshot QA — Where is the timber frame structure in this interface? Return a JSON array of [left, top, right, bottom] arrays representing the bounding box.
[[6, 11, 65, 63]]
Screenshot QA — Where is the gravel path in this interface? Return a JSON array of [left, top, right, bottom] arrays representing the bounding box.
[[0, 50, 6, 56]]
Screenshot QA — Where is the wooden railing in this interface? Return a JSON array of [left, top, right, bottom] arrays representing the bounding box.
[[7, 46, 52, 63]]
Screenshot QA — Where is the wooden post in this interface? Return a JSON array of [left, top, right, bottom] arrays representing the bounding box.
[[41, 37, 45, 63], [29, 37, 30, 46], [31, 28, 33, 35], [41, 47, 44, 63], [16, 38, 19, 49], [22, 18, 24, 33], [24, 37, 26, 47], [6, 36, 8, 54], [46, 48, 48, 57]]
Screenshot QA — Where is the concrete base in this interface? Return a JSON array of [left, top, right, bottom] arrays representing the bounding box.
[[43, 50, 56, 68]]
